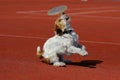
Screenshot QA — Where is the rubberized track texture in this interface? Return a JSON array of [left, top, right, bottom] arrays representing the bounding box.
[[0, 0, 120, 80]]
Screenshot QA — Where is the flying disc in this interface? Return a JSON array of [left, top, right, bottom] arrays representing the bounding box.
[[47, 5, 67, 16]]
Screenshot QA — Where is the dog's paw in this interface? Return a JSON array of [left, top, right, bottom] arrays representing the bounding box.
[[80, 50, 88, 56], [53, 62, 66, 67], [80, 45, 88, 56]]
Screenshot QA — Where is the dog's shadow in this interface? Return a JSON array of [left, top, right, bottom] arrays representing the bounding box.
[[67, 60, 103, 68]]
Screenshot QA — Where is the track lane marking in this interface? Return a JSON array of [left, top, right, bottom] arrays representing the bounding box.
[[16, 6, 119, 14], [0, 34, 120, 46]]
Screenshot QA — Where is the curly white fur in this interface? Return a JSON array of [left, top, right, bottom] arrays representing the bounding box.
[[37, 34, 88, 67]]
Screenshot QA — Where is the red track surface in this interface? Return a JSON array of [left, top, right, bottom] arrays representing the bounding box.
[[0, 0, 120, 80]]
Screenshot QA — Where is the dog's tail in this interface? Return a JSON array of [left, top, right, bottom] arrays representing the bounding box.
[[36, 46, 51, 64], [36, 46, 43, 59]]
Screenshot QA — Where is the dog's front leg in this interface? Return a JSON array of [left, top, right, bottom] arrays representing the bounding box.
[[67, 46, 88, 56]]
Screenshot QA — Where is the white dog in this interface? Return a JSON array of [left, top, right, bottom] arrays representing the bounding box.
[[36, 12, 88, 67], [36, 32, 88, 67]]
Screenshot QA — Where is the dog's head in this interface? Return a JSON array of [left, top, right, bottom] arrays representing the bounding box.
[[54, 18, 66, 36]]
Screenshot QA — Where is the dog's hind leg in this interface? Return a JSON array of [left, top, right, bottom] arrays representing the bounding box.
[[57, 54, 71, 64], [53, 62, 66, 67], [49, 53, 66, 67]]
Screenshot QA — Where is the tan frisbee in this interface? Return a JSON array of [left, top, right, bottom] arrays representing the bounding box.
[[47, 5, 67, 16]]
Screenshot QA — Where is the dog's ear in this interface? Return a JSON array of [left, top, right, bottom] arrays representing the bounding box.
[[54, 18, 61, 30], [54, 23, 63, 36], [54, 18, 65, 35]]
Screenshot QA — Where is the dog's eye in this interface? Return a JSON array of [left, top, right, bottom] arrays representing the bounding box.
[[59, 19, 63, 22]]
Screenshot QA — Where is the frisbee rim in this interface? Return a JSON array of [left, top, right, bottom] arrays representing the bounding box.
[[47, 5, 68, 16]]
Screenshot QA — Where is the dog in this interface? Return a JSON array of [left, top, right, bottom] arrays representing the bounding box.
[[36, 13, 88, 67], [36, 29, 88, 67]]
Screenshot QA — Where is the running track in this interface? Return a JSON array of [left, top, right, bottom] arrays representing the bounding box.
[[0, 0, 120, 80]]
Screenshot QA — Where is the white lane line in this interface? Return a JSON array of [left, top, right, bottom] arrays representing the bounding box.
[[16, 10, 47, 14], [69, 6, 118, 10], [68, 10, 120, 15], [15, 9, 120, 19], [0, 34, 47, 40], [16, 6, 119, 14], [0, 34, 120, 46], [76, 15, 120, 19], [81, 40, 120, 46]]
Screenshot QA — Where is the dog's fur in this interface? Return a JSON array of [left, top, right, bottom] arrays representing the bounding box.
[[36, 33, 88, 66], [54, 18, 66, 35], [36, 16, 88, 67]]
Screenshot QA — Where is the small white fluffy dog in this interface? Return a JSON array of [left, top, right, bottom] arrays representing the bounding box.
[[36, 33, 88, 67], [36, 13, 88, 67]]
